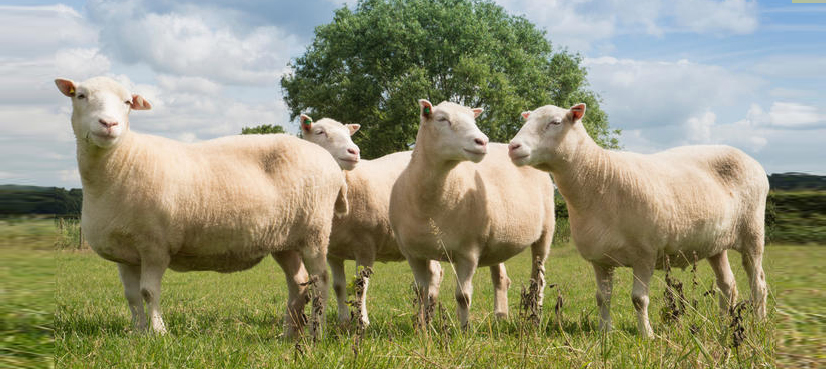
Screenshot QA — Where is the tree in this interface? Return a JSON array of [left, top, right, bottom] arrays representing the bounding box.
[[281, 0, 619, 159], [240, 124, 286, 135]]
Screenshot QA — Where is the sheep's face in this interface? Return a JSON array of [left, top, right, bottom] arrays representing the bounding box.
[[55, 76, 151, 149], [300, 115, 361, 170], [508, 103, 586, 170], [418, 100, 488, 163]]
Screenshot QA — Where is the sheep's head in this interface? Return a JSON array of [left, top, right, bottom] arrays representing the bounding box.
[[300, 114, 361, 170], [418, 99, 488, 163], [55, 76, 151, 149], [508, 103, 586, 170]]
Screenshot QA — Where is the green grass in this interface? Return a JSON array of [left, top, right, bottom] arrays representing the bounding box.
[[2, 219, 823, 368]]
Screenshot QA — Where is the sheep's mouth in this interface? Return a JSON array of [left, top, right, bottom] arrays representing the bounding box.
[[463, 148, 486, 156], [91, 131, 117, 140], [338, 157, 359, 163]]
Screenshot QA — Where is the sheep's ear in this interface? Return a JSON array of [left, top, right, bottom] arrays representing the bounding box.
[[471, 108, 483, 118], [419, 99, 433, 118], [130, 94, 152, 110], [568, 103, 586, 122], [55, 78, 76, 97], [300, 114, 313, 132], [346, 124, 361, 136], [521, 111, 531, 120]]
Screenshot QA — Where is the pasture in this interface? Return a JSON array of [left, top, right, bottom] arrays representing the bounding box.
[[1, 219, 823, 368]]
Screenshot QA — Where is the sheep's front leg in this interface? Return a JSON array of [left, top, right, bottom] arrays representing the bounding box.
[[273, 250, 309, 338], [490, 263, 511, 319], [708, 251, 738, 314], [408, 257, 441, 327], [327, 256, 350, 324], [117, 263, 147, 332], [631, 263, 655, 338], [454, 257, 478, 330], [592, 263, 614, 332], [139, 254, 169, 335]]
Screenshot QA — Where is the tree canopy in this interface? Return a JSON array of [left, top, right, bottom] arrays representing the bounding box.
[[240, 124, 286, 135], [281, 0, 619, 158]]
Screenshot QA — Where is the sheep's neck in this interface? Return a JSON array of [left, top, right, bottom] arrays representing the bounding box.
[[407, 146, 461, 213], [550, 130, 617, 215], [75, 132, 142, 198]]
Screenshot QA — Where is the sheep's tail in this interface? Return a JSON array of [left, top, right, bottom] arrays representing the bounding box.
[[334, 181, 349, 218]]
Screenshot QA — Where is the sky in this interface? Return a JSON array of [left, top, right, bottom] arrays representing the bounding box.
[[1, 0, 824, 189]]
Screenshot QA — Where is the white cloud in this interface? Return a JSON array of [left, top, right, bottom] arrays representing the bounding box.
[[745, 102, 826, 129], [55, 48, 112, 80], [673, 0, 758, 35], [685, 110, 716, 143], [584, 57, 764, 129], [0, 5, 99, 58], [752, 55, 826, 80], [88, 1, 304, 86], [59, 168, 80, 183], [494, 0, 759, 50]]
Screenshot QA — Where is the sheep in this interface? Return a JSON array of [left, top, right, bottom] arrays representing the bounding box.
[[300, 114, 523, 326], [389, 100, 555, 328], [508, 103, 769, 338], [54, 76, 348, 338]]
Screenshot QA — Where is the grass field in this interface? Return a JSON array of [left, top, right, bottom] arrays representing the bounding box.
[[2, 219, 824, 368]]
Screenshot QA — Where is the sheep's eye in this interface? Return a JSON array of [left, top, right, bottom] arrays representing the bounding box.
[[437, 117, 450, 125], [124, 100, 131, 105], [77, 94, 86, 99], [315, 130, 325, 136]]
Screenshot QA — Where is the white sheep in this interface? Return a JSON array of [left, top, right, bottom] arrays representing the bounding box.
[[389, 100, 555, 328], [55, 76, 348, 338], [508, 103, 769, 338], [302, 115, 521, 326]]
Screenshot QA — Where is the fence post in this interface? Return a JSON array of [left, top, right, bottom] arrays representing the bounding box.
[[78, 225, 83, 249]]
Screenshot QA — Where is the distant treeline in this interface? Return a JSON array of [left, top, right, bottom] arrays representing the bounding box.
[[0, 185, 82, 217], [769, 172, 826, 191]]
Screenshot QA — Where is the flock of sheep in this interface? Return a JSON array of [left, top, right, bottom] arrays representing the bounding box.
[[55, 76, 769, 340]]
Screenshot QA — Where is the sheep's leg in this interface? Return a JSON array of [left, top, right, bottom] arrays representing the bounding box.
[[530, 236, 551, 309], [139, 254, 169, 335], [273, 250, 309, 338], [408, 257, 440, 326], [490, 263, 511, 319], [454, 257, 478, 330], [707, 251, 738, 314], [592, 263, 614, 332], [328, 255, 350, 324], [741, 249, 767, 319], [354, 257, 375, 327], [117, 263, 147, 332], [631, 263, 655, 339], [300, 247, 329, 339]]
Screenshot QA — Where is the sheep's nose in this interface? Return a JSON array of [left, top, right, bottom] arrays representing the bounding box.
[[347, 147, 360, 156], [99, 118, 118, 128], [508, 142, 522, 151], [474, 137, 488, 147]]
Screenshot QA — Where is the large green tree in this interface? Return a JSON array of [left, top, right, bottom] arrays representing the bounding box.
[[281, 0, 619, 158]]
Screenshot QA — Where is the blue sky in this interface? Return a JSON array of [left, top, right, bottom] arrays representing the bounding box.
[[1, 0, 824, 188]]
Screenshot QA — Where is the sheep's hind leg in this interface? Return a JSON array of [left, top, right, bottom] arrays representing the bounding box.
[[273, 250, 309, 338], [592, 263, 614, 333], [353, 256, 375, 327], [741, 248, 767, 319], [117, 263, 147, 332], [328, 255, 350, 324], [631, 262, 655, 339], [490, 263, 511, 319], [707, 251, 738, 314], [299, 247, 329, 339]]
